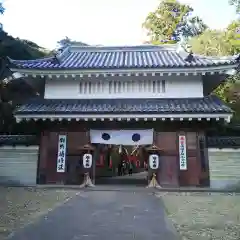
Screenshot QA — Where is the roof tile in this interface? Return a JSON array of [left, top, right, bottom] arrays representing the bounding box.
[[15, 96, 233, 115], [9, 45, 238, 70]]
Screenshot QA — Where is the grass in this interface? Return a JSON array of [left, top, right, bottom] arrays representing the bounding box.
[[0, 187, 79, 240], [158, 192, 240, 240]]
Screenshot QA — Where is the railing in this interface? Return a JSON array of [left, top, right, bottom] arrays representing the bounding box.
[[0, 135, 239, 148], [207, 137, 240, 148], [0, 135, 39, 146]]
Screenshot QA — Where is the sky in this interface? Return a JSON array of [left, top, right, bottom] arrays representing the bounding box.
[[0, 0, 238, 50]]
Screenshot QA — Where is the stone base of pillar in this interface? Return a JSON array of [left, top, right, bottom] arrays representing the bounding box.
[[80, 172, 95, 188], [146, 173, 162, 189]]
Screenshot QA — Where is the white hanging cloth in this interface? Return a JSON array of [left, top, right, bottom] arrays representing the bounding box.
[[90, 129, 153, 146]]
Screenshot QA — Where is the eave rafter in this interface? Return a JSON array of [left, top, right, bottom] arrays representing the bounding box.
[[15, 114, 232, 123], [9, 60, 239, 79]]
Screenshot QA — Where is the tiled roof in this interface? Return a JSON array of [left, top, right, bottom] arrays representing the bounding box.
[[9, 45, 239, 70], [15, 96, 233, 115]]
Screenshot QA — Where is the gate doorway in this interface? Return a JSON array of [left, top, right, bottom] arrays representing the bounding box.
[[94, 144, 149, 186]]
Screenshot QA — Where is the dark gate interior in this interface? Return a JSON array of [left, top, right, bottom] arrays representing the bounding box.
[[94, 144, 148, 186]]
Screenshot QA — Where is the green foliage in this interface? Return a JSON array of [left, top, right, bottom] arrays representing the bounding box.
[[143, 0, 240, 124], [229, 0, 240, 13], [225, 80, 240, 123], [0, 30, 48, 133], [142, 0, 207, 44], [0, 2, 4, 14], [189, 21, 240, 123], [189, 20, 240, 56], [226, 20, 240, 54], [0, 2, 4, 29], [0, 31, 48, 60], [189, 30, 232, 56]]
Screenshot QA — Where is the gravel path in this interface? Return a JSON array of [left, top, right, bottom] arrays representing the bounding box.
[[158, 192, 240, 240], [8, 191, 179, 240], [0, 187, 79, 240]]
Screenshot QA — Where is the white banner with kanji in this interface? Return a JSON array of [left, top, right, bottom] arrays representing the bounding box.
[[56, 135, 67, 172], [179, 135, 187, 170]]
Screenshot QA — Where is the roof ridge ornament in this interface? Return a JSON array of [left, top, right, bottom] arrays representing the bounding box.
[[176, 41, 194, 62], [225, 54, 240, 75], [0, 57, 22, 81], [185, 50, 194, 62], [51, 54, 61, 65], [236, 54, 240, 63]]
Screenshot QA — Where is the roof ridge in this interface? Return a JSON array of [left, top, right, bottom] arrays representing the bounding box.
[[24, 96, 219, 102], [9, 45, 239, 70], [69, 44, 178, 52], [193, 53, 240, 62], [8, 55, 54, 63]]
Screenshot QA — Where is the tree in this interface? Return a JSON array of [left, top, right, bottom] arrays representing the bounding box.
[[189, 20, 240, 56], [0, 2, 4, 30], [142, 0, 207, 44], [0, 3, 48, 134], [0, 3, 4, 14], [189, 21, 240, 123], [229, 0, 240, 13], [225, 20, 240, 54], [189, 30, 232, 56], [0, 32, 49, 133]]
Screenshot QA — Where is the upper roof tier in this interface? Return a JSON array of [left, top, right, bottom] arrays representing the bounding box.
[[9, 43, 239, 71]]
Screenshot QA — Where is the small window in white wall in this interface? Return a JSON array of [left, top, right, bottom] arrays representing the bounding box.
[[113, 81, 117, 93], [83, 82, 88, 94], [162, 80, 166, 93], [79, 82, 82, 94], [79, 82, 87, 94], [97, 82, 101, 92], [157, 81, 161, 93], [88, 82, 92, 94], [138, 80, 142, 92], [78, 80, 166, 96], [109, 81, 112, 94], [118, 81, 122, 93], [153, 80, 156, 93], [127, 81, 131, 92]]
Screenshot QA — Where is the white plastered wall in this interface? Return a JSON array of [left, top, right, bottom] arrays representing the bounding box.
[[44, 75, 203, 99]]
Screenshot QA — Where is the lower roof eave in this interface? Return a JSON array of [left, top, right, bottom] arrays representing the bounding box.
[[10, 64, 238, 77], [14, 113, 233, 123]]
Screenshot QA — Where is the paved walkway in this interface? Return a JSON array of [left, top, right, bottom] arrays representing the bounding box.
[[9, 191, 179, 240]]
